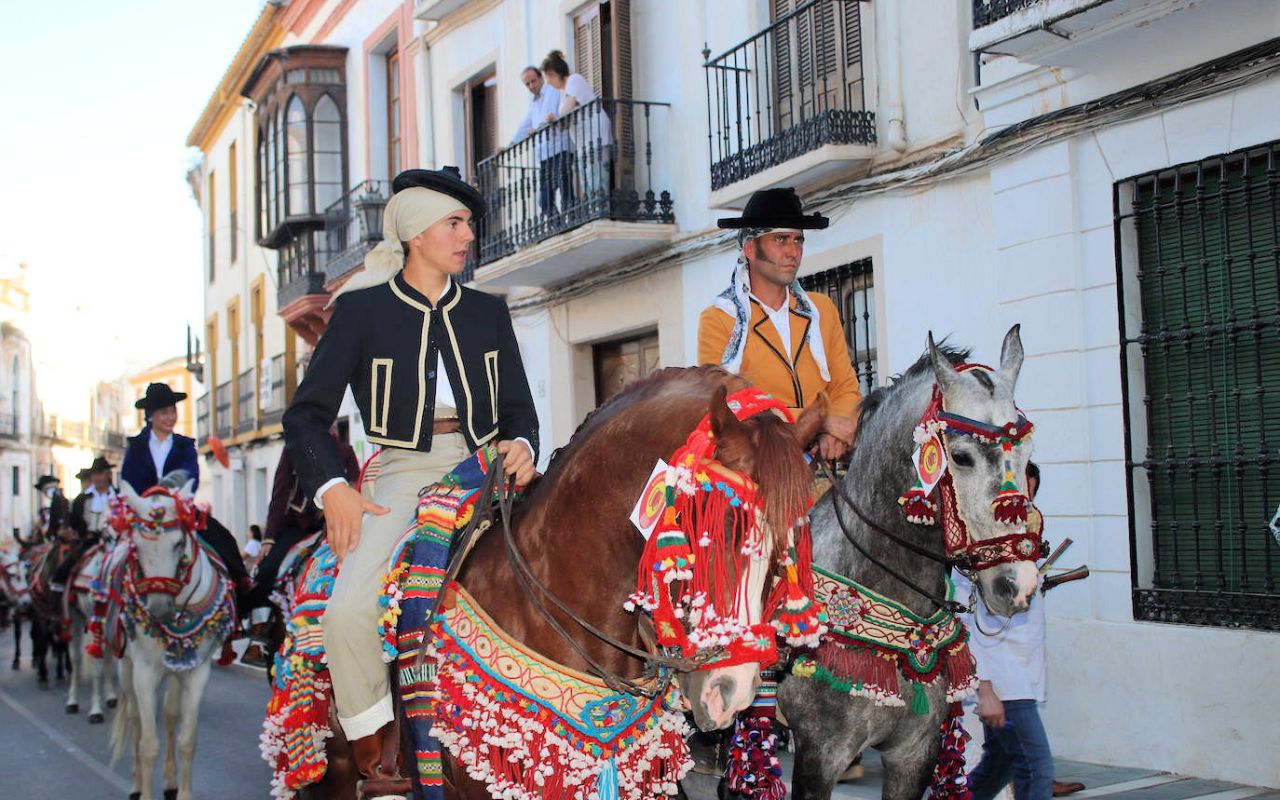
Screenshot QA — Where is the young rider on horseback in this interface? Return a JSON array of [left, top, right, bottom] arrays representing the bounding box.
[[282, 166, 539, 799], [49, 457, 117, 635]]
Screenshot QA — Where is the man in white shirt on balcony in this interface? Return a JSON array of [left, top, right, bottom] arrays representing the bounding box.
[[511, 65, 570, 216]]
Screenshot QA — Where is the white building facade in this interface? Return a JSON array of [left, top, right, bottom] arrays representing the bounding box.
[[207, 0, 1280, 786]]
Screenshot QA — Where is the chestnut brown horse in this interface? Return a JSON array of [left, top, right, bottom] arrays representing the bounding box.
[[278, 365, 824, 800]]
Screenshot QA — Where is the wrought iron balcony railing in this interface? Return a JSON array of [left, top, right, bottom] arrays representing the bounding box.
[[973, 0, 1043, 28], [260, 354, 287, 427], [323, 180, 390, 284], [236, 367, 257, 435], [196, 393, 210, 448], [214, 381, 233, 440], [704, 0, 875, 191], [474, 98, 674, 267], [276, 229, 328, 307]]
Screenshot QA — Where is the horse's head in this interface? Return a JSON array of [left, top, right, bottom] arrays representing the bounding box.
[[925, 325, 1040, 616], [118, 478, 200, 622], [670, 385, 825, 731]]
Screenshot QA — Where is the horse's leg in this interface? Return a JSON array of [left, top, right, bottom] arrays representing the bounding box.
[[174, 662, 212, 800], [83, 605, 107, 723], [163, 675, 181, 799], [130, 658, 163, 800], [11, 615, 19, 669], [65, 619, 82, 713], [33, 618, 49, 686], [106, 646, 119, 708], [878, 727, 943, 800], [778, 679, 868, 800]]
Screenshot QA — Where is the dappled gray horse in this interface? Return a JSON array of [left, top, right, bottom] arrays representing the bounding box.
[[779, 325, 1042, 800]]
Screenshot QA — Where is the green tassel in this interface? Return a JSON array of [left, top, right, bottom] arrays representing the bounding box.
[[910, 681, 928, 715]]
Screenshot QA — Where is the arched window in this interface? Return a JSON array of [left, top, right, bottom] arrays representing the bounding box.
[[265, 117, 278, 230], [275, 108, 287, 221], [285, 97, 310, 215], [313, 95, 343, 212], [257, 134, 269, 237]]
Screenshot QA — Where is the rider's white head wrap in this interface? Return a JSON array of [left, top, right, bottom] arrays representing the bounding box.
[[327, 186, 467, 305]]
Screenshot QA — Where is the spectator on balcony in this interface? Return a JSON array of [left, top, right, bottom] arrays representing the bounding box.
[[542, 49, 613, 203], [512, 65, 573, 216], [697, 188, 862, 460], [121, 382, 250, 593]]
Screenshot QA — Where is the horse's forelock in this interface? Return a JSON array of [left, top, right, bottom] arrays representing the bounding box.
[[743, 414, 813, 546]]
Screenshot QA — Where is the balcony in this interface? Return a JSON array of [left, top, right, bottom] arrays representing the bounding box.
[[704, 0, 875, 209], [970, 0, 1210, 62], [0, 412, 16, 441], [322, 180, 389, 287], [214, 381, 233, 440], [196, 393, 210, 448], [260, 354, 287, 428], [235, 367, 257, 435], [277, 229, 331, 345], [469, 99, 677, 290]]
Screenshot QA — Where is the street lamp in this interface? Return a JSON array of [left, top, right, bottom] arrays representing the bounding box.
[[354, 185, 387, 244]]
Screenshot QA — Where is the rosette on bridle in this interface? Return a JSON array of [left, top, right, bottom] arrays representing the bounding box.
[[627, 388, 826, 669], [898, 364, 1044, 571]]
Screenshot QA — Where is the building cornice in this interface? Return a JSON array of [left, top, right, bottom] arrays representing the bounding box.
[[422, 0, 502, 47], [185, 4, 287, 152]]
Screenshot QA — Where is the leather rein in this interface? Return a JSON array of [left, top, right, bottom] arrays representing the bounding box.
[[415, 453, 721, 699]]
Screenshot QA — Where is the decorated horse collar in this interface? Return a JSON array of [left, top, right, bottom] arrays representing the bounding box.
[[899, 363, 1044, 571]]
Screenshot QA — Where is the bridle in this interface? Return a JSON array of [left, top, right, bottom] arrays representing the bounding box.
[[113, 487, 207, 605], [821, 364, 1045, 616], [0, 557, 30, 601]]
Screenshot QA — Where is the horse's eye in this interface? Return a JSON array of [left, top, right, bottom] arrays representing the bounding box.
[[951, 450, 975, 468]]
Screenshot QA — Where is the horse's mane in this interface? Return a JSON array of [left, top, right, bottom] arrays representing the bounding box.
[[855, 344, 970, 442], [542, 365, 745, 474]]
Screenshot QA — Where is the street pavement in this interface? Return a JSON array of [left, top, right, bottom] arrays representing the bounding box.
[[3, 633, 1274, 800]]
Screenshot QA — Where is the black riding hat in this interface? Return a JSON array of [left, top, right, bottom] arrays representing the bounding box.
[[391, 166, 485, 220], [88, 456, 114, 474], [717, 187, 829, 230], [135, 382, 187, 412], [34, 475, 60, 491]]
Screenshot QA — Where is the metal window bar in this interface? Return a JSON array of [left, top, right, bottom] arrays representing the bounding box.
[[798, 258, 877, 394], [323, 179, 389, 284], [0, 412, 16, 439], [1116, 139, 1280, 630], [972, 0, 1044, 28], [473, 98, 674, 268], [703, 0, 874, 191], [236, 367, 257, 435], [261, 354, 287, 427], [214, 381, 233, 440], [196, 393, 210, 448]]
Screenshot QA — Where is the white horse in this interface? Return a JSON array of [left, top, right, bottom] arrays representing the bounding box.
[[109, 478, 235, 800], [63, 527, 120, 723], [1, 545, 32, 669]]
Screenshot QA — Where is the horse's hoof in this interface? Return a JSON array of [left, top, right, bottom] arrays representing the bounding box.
[[89, 712, 105, 724], [129, 793, 141, 800], [106, 697, 118, 709], [66, 703, 79, 714], [164, 789, 179, 800]]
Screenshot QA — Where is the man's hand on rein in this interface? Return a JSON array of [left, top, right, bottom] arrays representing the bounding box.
[[497, 439, 536, 486], [321, 482, 389, 562], [816, 414, 857, 461]]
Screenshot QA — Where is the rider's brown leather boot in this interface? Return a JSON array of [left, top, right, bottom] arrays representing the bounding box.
[[352, 721, 411, 800]]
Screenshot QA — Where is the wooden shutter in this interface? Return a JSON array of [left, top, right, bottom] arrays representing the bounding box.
[[603, 0, 633, 189], [574, 5, 604, 97]]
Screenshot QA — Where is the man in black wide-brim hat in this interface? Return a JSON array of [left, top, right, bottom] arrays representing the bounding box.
[[697, 187, 863, 460], [283, 166, 540, 796]]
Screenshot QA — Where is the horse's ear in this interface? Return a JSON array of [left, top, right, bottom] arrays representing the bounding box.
[[927, 331, 962, 394], [998, 324, 1024, 389], [794, 394, 827, 448], [709, 384, 747, 440], [178, 479, 196, 500], [119, 480, 147, 517]]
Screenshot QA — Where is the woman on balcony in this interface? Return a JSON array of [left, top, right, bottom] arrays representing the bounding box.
[[542, 49, 614, 205]]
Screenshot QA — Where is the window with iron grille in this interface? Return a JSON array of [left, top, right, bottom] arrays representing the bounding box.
[[798, 257, 877, 394], [1116, 139, 1280, 631]]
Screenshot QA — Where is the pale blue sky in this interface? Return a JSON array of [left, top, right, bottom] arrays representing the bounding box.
[[0, 0, 263, 411]]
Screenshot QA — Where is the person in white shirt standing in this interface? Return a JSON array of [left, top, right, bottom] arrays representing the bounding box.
[[541, 49, 614, 203], [955, 462, 1077, 800], [511, 65, 571, 216]]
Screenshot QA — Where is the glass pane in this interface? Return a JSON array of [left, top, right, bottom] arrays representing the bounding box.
[[285, 69, 305, 84], [286, 98, 310, 214], [311, 68, 341, 85]]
